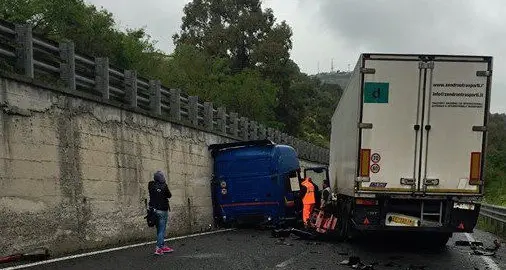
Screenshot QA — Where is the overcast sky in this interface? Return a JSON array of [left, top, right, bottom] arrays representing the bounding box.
[[86, 0, 505, 113]]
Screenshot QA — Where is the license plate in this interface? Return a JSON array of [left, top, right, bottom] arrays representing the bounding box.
[[386, 213, 419, 227], [453, 202, 475, 210]]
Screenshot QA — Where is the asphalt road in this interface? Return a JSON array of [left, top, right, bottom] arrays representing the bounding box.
[[2, 229, 504, 270]]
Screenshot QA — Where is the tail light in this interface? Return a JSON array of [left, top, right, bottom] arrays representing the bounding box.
[[469, 152, 482, 185], [360, 149, 371, 177], [355, 198, 378, 205]]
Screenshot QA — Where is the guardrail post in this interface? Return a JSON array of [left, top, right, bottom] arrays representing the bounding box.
[[217, 107, 226, 133], [170, 89, 181, 121], [240, 117, 249, 140], [188, 96, 198, 126], [95, 57, 109, 100], [59, 41, 76, 91], [280, 133, 288, 144], [258, 124, 266, 140], [230, 113, 238, 137], [274, 130, 281, 143], [149, 80, 161, 115], [249, 121, 258, 140], [310, 145, 316, 161], [15, 24, 33, 78], [287, 136, 294, 147], [125, 70, 137, 108], [267, 128, 274, 141], [203, 102, 213, 131]]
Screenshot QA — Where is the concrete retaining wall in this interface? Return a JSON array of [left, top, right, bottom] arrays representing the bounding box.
[[0, 77, 324, 256]]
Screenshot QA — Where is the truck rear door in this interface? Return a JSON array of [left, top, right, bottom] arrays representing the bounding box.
[[358, 54, 491, 195], [359, 55, 423, 192], [420, 57, 491, 195]]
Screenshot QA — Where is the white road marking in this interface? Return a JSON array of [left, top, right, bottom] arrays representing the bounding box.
[[275, 251, 308, 268], [464, 233, 501, 270], [1, 229, 235, 270], [178, 253, 225, 259]]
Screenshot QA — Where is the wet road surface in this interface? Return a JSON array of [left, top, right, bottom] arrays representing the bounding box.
[[2, 229, 504, 270]]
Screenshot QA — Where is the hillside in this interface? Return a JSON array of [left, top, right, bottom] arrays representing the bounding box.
[[315, 71, 352, 89]]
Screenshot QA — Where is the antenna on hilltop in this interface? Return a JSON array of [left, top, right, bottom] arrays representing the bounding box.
[[348, 64, 350, 72], [331, 58, 334, 72], [317, 61, 320, 74]]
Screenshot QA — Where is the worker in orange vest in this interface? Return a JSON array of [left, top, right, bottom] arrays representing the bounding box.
[[300, 177, 316, 226]]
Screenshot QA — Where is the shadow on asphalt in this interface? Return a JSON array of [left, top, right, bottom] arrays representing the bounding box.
[[341, 231, 452, 255]]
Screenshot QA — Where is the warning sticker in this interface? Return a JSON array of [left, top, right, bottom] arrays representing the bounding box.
[[370, 164, 380, 173], [371, 153, 381, 163]]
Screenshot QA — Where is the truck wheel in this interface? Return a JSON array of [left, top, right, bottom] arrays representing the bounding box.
[[419, 232, 451, 249], [337, 201, 351, 241], [433, 233, 451, 249]]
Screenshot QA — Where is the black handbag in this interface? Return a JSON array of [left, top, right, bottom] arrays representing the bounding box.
[[145, 207, 157, 227]]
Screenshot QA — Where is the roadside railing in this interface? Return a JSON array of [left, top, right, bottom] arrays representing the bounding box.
[[479, 203, 506, 237], [0, 19, 329, 164]]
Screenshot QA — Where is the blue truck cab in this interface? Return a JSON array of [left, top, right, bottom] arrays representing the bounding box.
[[208, 140, 301, 227]]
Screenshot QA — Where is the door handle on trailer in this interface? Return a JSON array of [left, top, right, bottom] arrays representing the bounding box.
[[400, 178, 415, 185], [414, 125, 420, 131], [424, 178, 440, 186], [472, 126, 487, 132], [425, 125, 431, 131]]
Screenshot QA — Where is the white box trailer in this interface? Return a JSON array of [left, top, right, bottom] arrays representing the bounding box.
[[329, 53, 492, 246]]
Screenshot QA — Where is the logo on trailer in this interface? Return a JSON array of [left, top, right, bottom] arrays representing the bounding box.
[[364, 82, 389, 104], [370, 163, 380, 173], [371, 153, 381, 163]]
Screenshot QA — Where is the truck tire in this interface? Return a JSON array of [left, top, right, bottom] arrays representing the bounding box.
[[336, 199, 351, 241], [418, 232, 451, 249], [432, 233, 451, 249]]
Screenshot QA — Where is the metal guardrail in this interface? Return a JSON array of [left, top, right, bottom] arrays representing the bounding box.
[[479, 203, 506, 237], [0, 19, 330, 164], [480, 203, 506, 223]]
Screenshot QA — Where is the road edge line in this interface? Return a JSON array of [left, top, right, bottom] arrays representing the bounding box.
[[1, 229, 235, 270], [464, 232, 501, 270]]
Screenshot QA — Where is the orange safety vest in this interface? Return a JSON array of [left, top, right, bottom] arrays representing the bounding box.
[[301, 179, 315, 204]]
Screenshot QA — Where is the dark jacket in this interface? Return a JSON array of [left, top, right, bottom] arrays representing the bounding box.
[[148, 172, 172, 211]]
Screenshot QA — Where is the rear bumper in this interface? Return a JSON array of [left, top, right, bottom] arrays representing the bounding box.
[[351, 198, 481, 233], [354, 225, 456, 233]]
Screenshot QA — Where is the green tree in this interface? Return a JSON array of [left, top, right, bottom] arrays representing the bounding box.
[[484, 113, 506, 205], [173, 0, 292, 73], [174, 0, 314, 134], [162, 44, 279, 124]]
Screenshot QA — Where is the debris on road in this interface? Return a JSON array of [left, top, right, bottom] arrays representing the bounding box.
[[275, 238, 293, 246], [407, 264, 427, 270], [469, 239, 501, 256], [271, 228, 291, 238], [339, 256, 376, 270], [271, 227, 316, 240], [383, 261, 400, 267], [290, 228, 316, 240], [0, 247, 50, 264], [455, 240, 483, 247]]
